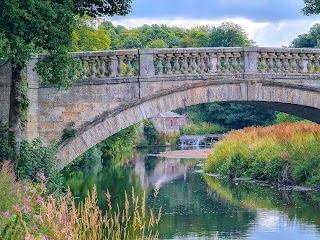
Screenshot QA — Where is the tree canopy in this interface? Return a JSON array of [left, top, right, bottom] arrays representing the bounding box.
[[290, 23, 320, 48], [302, 0, 320, 15]]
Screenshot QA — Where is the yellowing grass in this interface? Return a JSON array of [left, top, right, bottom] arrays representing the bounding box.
[[204, 122, 320, 185]]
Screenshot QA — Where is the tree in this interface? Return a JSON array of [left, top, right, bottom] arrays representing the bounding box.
[[146, 39, 169, 48], [209, 22, 252, 47], [302, 0, 320, 15], [0, 0, 131, 158], [290, 23, 320, 48], [72, 24, 111, 51], [179, 102, 276, 130]]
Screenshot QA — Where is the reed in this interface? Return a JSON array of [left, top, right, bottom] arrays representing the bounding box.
[[0, 162, 162, 240]]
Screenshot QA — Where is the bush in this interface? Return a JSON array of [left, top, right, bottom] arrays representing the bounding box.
[[18, 139, 63, 194], [180, 122, 226, 135], [204, 122, 320, 186]]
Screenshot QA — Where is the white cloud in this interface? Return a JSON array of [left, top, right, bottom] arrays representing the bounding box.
[[106, 16, 320, 47]]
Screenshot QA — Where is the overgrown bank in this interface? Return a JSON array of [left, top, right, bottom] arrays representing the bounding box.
[[204, 122, 320, 187]]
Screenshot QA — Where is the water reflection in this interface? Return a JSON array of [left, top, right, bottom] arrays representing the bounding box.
[[63, 150, 320, 240]]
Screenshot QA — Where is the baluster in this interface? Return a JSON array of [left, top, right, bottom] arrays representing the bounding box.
[[283, 53, 290, 73], [80, 57, 88, 78], [275, 53, 282, 73], [88, 57, 97, 77], [290, 53, 298, 73], [96, 57, 102, 77], [173, 54, 180, 74], [108, 55, 116, 77], [314, 54, 320, 73], [134, 54, 139, 76], [224, 53, 230, 73], [126, 55, 133, 76], [165, 54, 172, 75], [307, 54, 314, 73], [207, 52, 214, 73], [98, 56, 107, 77], [267, 53, 275, 73], [117, 55, 123, 76], [181, 54, 189, 74], [216, 53, 222, 73], [260, 53, 267, 73], [198, 53, 205, 73], [156, 54, 163, 75], [298, 53, 305, 73], [189, 53, 197, 74], [231, 53, 238, 73]]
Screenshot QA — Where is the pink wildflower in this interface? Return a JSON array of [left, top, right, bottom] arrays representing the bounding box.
[[35, 215, 43, 223], [40, 183, 47, 192], [37, 194, 44, 206], [31, 224, 38, 231], [37, 172, 46, 181], [23, 204, 31, 213], [12, 204, 20, 212]]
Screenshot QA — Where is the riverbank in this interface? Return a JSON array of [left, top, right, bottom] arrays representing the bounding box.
[[148, 148, 212, 159]]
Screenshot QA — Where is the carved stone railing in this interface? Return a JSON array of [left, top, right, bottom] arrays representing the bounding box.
[[36, 47, 320, 83], [257, 48, 320, 74], [72, 50, 139, 78]]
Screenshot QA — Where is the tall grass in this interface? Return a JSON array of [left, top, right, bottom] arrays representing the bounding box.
[[204, 122, 320, 186], [0, 162, 161, 239]]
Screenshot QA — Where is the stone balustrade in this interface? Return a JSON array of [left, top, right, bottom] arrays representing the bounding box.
[[71, 50, 139, 78], [36, 47, 320, 82], [257, 48, 320, 74]]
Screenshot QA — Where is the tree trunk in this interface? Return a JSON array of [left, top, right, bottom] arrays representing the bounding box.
[[8, 66, 23, 160]]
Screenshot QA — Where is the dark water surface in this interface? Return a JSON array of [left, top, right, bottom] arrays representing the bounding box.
[[63, 149, 320, 240]]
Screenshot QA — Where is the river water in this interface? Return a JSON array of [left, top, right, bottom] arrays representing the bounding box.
[[63, 148, 320, 240]]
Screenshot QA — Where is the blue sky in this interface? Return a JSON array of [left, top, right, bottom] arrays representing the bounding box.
[[106, 0, 320, 47]]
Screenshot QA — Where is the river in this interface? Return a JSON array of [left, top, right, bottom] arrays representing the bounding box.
[[62, 148, 320, 240]]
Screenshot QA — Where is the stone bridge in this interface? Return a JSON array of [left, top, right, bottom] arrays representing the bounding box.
[[1, 47, 320, 169]]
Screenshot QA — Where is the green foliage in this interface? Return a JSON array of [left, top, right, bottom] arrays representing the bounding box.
[[205, 122, 320, 187], [146, 39, 169, 48], [71, 20, 111, 51], [17, 139, 63, 194], [290, 23, 320, 48], [36, 51, 81, 89], [302, 0, 320, 15], [275, 112, 304, 123], [179, 123, 226, 135], [209, 22, 252, 47], [0, 122, 14, 162], [98, 124, 139, 156], [62, 121, 77, 140], [180, 102, 277, 130], [140, 120, 165, 147]]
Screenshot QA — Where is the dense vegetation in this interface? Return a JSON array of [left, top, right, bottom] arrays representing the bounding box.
[[204, 122, 320, 187], [0, 162, 161, 239]]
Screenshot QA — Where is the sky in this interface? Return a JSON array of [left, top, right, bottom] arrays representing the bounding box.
[[105, 0, 320, 47]]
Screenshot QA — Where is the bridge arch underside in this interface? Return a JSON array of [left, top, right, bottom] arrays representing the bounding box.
[[56, 80, 320, 169]]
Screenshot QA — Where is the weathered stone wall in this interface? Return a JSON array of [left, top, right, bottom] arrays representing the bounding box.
[[0, 60, 12, 124], [37, 81, 140, 143]]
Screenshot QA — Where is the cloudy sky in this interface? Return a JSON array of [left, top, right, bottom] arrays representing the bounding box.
[[106, 0, 320, 47]]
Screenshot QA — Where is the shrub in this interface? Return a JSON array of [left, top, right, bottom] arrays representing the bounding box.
[[204, 122, 320, 186], [180, 122, 226, 135]]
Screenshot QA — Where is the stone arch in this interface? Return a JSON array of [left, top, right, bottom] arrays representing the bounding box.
[[56, 80, 320, 169]]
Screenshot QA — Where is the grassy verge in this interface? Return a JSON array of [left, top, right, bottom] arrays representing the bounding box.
[[204, 122, 320, 187], [0, 161, 161, 239]]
